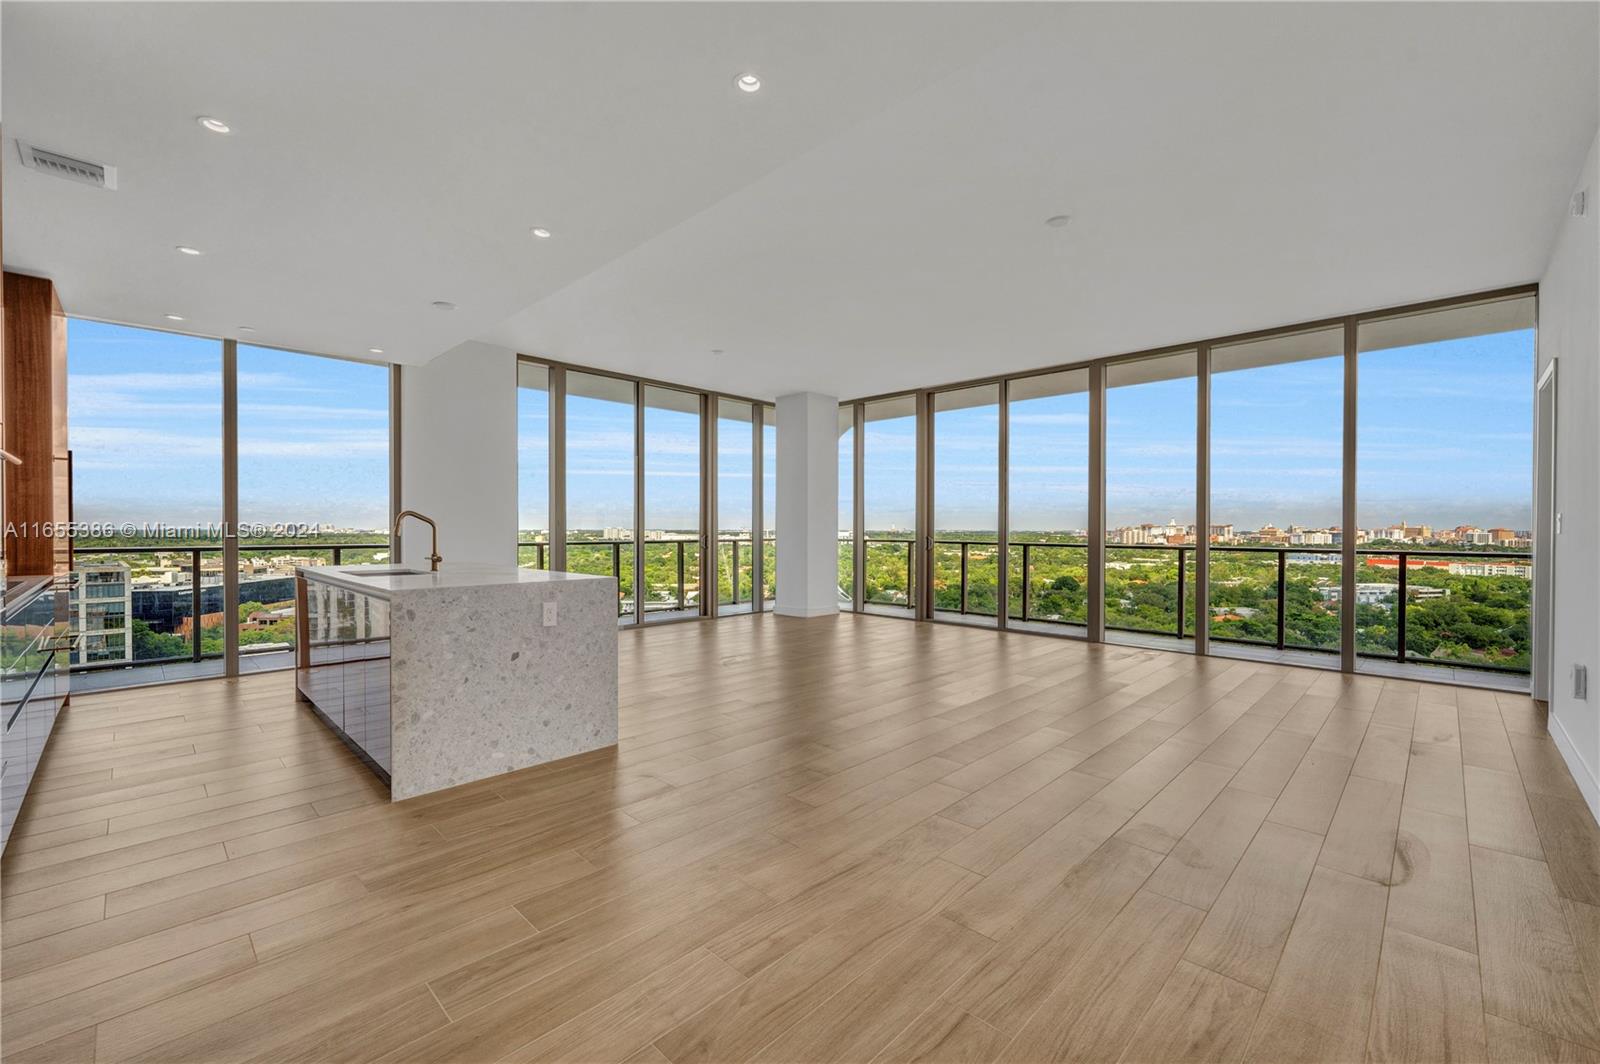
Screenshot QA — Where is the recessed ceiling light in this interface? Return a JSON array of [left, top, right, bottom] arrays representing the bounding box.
[[237, 326, 255, 333], [431, 300, 457, 311], [735, 73, 762, 93], [175, 245, 203, 256], [165, 314, 185, 322], [530, 227, 552, 239], [1045, 214, 1072, 229], [197, 116, 232, 134], [369, 348, 385, 355]]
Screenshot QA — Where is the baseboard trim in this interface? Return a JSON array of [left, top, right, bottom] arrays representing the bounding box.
[[1549, 709, 1600, 823]]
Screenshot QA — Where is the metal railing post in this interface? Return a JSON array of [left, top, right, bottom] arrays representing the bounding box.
[[1276, 550, 1288, 650], [1022, 543, 1032, 622], [905, 543, 914, 609], [333, 547, 343, 566], [1396, 551, 1408, 662], [612, 542, 623, 617], [190, 547, 203, 661], [676, 542, 686, 610], [959, 542, 969, 614], [1176, 547, 1187, 639]]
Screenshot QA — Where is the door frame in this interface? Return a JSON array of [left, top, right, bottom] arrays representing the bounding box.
[[1534, 358, 1558, 701]]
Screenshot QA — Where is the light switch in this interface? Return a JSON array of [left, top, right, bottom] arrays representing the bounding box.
[[543, 601, 558, 627]]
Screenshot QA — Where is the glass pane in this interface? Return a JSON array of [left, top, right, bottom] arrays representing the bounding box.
[[1356, 295, 1535, 673], [517, 363, 550, 570], [863, 395, 917, 611], [717, 398, 756, 613], [1209, 327, 1344, 654], [932, 385, 999, 622], [236, 345, 390, 662], [66, 320, 223, 675], [838, 406, 855, 610], [1007, 369, 1090, 628], [643, 386, 700, 620], [566, 371, 636, 619], [1105, 352, 1197, 642], [761, 404, 777, 605]]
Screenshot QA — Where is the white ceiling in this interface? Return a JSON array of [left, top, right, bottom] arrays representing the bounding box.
[[5, 2, 1596, 400]]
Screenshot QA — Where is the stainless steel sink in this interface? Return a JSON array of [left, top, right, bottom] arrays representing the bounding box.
[[346, 566, 428, 577]]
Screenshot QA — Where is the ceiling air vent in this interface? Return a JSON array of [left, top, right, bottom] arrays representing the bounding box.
[[16, 141, 117, 190]]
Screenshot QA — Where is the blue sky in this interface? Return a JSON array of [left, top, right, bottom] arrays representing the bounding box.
[[838, 328, 1532, 533], [68, 319, 390, 529], [72, 318, 1533, 535]]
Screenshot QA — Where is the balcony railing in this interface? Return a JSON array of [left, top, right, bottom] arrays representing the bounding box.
[[909, 539, 1531, 675], [862, 537, 916, 609], [66, 542, 389, 671], [523, 537, 730, 616]]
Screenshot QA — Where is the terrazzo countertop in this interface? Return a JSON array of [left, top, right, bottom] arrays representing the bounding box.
[[297, 562, 608, 597]]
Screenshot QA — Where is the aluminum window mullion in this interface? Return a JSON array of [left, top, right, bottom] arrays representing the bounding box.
[[1194, 346, 1210, 656], [997, 381, 1010, 632], [390, 365, 403, 563], [1088, 363, 1106, 643], [704, 395, 717, 619], [852, 403, 866, 613], [550, 366, 567, 573], [632, 381, 644, 626], [752, 404, 765, 614], [916, 391, 933, 619], [222, 339, 240, 678], [1341, 317, 1358, 672]]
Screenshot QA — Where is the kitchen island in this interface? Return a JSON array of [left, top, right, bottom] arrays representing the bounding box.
[[294, 563, 618, 800]]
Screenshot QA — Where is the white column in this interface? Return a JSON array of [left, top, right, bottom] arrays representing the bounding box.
[[400, 341, 519, 569], [775, 392, 840, 618]]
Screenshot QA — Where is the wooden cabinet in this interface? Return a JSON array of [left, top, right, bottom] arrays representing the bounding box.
[[3, 272, 71, 578]]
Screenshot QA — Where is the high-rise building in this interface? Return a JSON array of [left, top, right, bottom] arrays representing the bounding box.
[[70, 563, 134, 665]]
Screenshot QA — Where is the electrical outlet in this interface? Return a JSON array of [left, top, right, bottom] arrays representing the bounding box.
[[543, 601, 558, 628], [1575, 664, 1588, 700]]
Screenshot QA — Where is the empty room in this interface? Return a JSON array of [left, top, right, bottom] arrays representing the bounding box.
[[2, 3, 1598, 1062]]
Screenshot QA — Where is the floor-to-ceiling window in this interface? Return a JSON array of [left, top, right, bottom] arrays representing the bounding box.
[[1355, 294, 1535, 675], [642, 386, 702, 621], [931, 385, 1000, 625], [565, 371, 637, 621], [524, 358, 771, 622], [861, 395, 918, 613], [1007, 369, 1091, 633], [1104, 352, 1198, 646], [67, 321, 223, 682], [760, 404, 777, 607], [236, 345, 390, 666], [717, 398, 757, 615], [1208, 327, 1344, 659], [838, 406, 856, 610], [66, 322, 394, 690], [516, 363, 551, 570]]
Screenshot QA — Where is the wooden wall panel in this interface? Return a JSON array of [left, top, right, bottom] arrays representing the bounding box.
[[3, 271, 69, 576]]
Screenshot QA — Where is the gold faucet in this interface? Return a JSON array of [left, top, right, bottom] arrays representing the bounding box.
[[393, 510, 443, 571]]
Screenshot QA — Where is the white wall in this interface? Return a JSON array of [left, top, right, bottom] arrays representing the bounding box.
[[399, 341, 518, 569], [775, 392, 841, 618], [1538, 128, 1600, 818]]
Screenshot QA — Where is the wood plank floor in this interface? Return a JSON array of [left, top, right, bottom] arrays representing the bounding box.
[[4, 614, 1598, 1064]]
